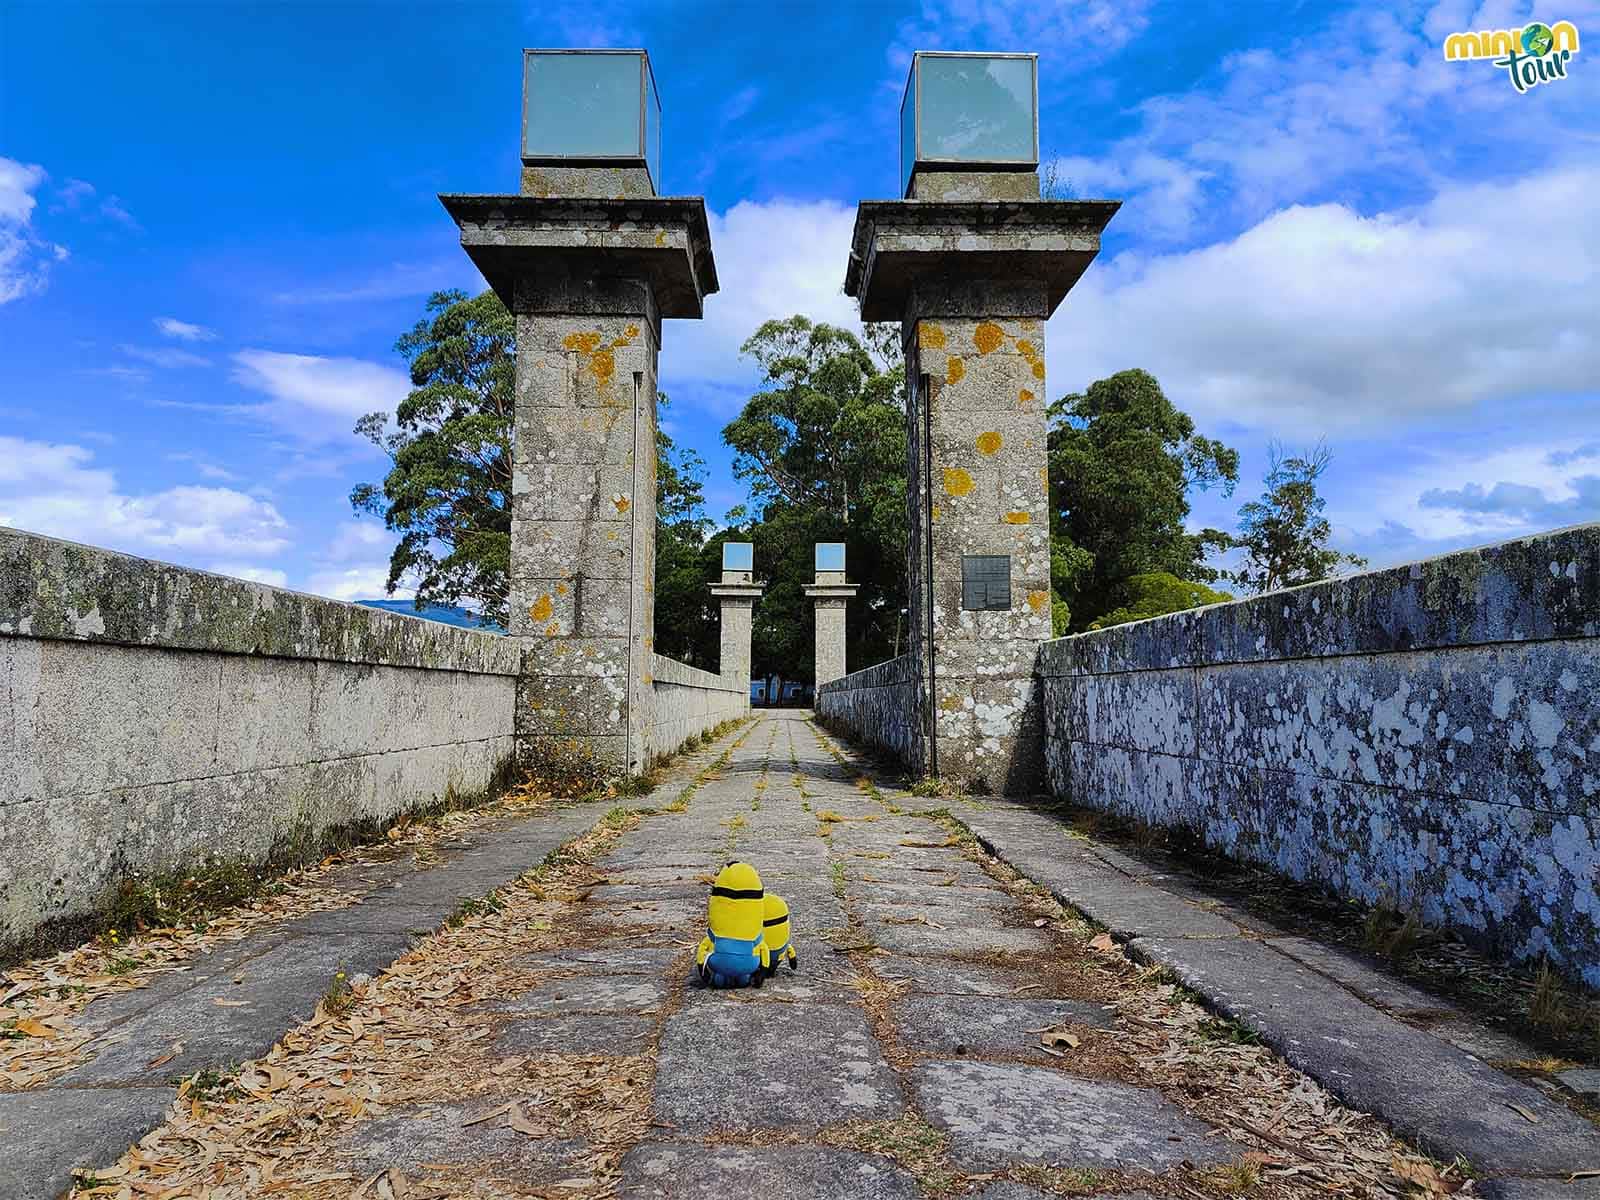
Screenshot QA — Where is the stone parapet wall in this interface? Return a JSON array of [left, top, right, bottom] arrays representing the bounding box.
[[644, 652, 746, 762], [1037, 523, 1600, 986], [0, 529, 518, 957], [815, 654, 920, 766]]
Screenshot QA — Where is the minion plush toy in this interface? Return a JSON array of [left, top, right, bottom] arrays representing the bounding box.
[[696, 861, 770, 988], [761, 893, 799, 976]]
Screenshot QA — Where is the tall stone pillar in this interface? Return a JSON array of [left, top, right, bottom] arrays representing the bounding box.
[[845, 55, 1117, 792], [709, 541, 762, 707], [805, 542, 858, 687], [441, 52, 717, 780]]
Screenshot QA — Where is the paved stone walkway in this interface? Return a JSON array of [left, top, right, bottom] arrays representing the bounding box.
[[10, 710, 1599, 1198]]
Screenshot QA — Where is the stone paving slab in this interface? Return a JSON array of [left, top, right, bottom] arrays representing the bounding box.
[[618, 1142, 923, 1199], [1269, 935, 1453, 1012], [493, 1013, 657, 1056], [0, 1086, 175, 1200], [893, 994, 1114, 1056], [1481, 1179, 1600, 1199], [1133, 934, 1600, 1174], [960, 801, 1600, 1182], [335, 1098, 586, 1179], [59, 931, 417, 1086], [653, 1000, 902, 1131], [912, 1059, 1238, 1172], [0, 789, 631, 1199], [864, 917, 1054, 958], [514, 946, 683, 975], [483, 971, 671, 1016], [872, 955, 1065, 996]]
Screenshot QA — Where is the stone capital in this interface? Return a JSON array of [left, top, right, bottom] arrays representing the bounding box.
[[843, 199, 1120, 321], [438, 193, 718, 318]]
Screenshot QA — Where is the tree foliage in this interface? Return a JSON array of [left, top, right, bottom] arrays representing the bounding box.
[[1047, 369, 1238, 632], [1225, 440, 1367, 594], [721, 316, 907, 680], [354, 289, 710, 638], [1088, 572, 1233, 630], [352, 289, 514, 626]]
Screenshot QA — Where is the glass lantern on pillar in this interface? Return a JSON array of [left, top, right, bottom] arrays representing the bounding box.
[[522, 49, 661, 194], [898, 51, 1038, 197]]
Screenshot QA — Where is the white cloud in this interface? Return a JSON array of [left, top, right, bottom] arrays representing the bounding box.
[[1358, 439, 1600, 553], [1047, 163, 1600, 437], [890, 0, 1153, 72], [231, 349, 410, 442], [208, 563, 288, 588], [1045, 3, 1600, 241], [0, 435, 291, 561], [664, 199, 861, 408], [155, 316, 218, 341], [0, 157, 68, 304], [119, 344, 212, 368], [304, 564, 413, 603], [319, 520, 391, 563]]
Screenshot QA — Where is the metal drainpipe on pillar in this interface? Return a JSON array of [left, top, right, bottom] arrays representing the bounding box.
[[629, 369, 643, 775], [921, 370, 937, 778]]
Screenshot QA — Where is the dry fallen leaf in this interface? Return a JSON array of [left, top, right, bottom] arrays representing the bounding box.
[[1506, 1102, 1540, 1124], [1042, 1030, 1081, 1049], [1391, 1156, 1464, 1195], [1088, 932, 1117, 953], [14, 1018, 56, 1039]]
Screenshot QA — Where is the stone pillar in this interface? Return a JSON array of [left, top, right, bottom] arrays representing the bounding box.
[[844, 173, 1117, 793], [805, 548, 858, 687], [441, 173, 717, 780], [709, 545, 763, 707]]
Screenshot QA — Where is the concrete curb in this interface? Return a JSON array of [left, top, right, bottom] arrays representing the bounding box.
[[953, 802, 1600, 1194]]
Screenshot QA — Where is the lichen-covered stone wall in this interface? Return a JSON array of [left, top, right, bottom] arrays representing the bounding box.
[[815, 654, 919, 766], [644, 652, 746, 762], [1037, 523, 1600, 986], [0, 529, 517, 957]]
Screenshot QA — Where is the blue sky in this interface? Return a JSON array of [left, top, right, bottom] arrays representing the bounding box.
[[2, 0, 1597, 599]]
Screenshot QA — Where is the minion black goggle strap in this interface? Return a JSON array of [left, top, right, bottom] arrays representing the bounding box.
[[711, 886, 765, 899], [763, 914, 787, 927]]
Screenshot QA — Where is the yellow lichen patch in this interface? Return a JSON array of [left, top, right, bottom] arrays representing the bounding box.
[[1015, 338, 1036, 359], [642, 673, 654, 685], [590, 349, 616, 383], [976, 431, 1003, 455], [530, 595, 553, 622], [930, 505, 941, 521], [562, 331, 603, 355], [943, 467, 974, 497], [1019, 388, 1035, 404], [939, 693, 965, 712], [613, 494, 631, 513], [946, 356, 965, 385], [654, 230, 667, 247], [544, 621, 560, 636], [920, 322, 947, 349], [1027, 589, 1049, 614], [974, 321, 1006, 355], [556, 583, 569, 596], [1003, 511, 1032, 524], [1031, 360, 1045, 379], [606, 530, 619, 541]]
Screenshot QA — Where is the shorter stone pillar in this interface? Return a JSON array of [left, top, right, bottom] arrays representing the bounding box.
[[709, 541, 763, 706], [805, 542, 858, 687]]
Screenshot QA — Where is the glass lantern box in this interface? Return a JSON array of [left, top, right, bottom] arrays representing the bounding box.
[[722, 542, 755, 573], [815, 543, 846, 572], [522, 49, 661, 193], [899, 51, 1038, 197]]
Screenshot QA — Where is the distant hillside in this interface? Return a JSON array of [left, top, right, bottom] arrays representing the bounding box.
[[356, 599, 503, 633]]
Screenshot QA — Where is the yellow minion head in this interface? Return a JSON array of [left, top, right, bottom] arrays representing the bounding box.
[[762, 893, 791, 948], [708, 861, 765, 942]]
